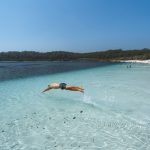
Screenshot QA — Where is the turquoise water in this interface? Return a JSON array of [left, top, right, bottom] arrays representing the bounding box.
[[0, 62, 150, 149]]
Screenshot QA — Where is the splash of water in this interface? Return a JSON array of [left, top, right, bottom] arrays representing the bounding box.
[[82, 94, 97, 107]]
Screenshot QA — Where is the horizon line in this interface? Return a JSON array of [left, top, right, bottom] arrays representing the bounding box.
[[0, 48, 150, 53]]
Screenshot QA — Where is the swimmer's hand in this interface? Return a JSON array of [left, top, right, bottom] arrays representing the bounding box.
[[42, 87, 52, 93]]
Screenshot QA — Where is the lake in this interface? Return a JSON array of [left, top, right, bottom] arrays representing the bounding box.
[[0, 61, 150, 149]]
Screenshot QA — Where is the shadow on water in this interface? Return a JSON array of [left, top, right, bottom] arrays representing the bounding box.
[[0, 61, 118, 81]]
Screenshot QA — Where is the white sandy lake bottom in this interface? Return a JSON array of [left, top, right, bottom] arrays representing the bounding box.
[[0, 63, 150, 149]]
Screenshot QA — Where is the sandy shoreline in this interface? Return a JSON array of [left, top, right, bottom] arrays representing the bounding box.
[[120, 59, 150, 64]]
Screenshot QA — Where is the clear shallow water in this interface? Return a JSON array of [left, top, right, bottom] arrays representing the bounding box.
[[0, 62, 150, 149]]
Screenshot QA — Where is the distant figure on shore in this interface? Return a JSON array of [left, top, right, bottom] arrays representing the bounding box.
[[42, 83, 84, 93]]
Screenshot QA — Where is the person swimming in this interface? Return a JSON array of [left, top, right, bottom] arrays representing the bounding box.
[[42, 82, 84, 93]]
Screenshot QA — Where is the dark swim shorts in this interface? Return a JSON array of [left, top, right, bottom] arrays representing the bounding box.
[[59, 83, 67, 90]]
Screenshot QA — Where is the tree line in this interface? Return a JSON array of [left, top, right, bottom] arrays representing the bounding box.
[[0, 48, 150, 61]]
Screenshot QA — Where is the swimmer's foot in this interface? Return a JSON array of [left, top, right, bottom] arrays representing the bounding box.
[[80, 89, 84, 93]]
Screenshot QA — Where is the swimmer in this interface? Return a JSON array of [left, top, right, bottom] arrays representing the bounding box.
[[42, 83, 84, 93]]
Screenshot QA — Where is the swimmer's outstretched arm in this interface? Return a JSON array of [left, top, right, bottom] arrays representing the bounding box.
[[42, 87, 53, 93]]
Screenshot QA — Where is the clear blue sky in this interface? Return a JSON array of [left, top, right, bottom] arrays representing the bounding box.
[[0, 0, 150, 52]]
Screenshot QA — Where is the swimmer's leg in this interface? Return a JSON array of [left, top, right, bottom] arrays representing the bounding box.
[[65, 86, 84, 93]]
